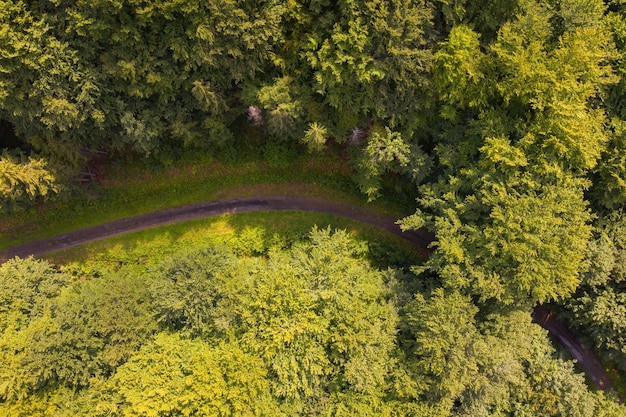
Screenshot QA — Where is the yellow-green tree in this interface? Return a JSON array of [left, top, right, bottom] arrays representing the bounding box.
[[0, 152, 58, 212], [403, 0, 614, 304]]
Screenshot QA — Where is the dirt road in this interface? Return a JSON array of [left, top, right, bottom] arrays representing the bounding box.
[[0, 195, 618, 398], [0, 196, 434, 261]]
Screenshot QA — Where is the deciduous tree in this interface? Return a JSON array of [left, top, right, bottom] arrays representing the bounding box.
[[403, 0, 613, 305]]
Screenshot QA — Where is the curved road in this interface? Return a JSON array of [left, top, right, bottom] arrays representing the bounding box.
[[0, 195, 618, 398], [0, 196, 434, 260]]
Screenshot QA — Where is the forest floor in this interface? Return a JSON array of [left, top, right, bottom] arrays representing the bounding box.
[[0, 194, 619, 401]]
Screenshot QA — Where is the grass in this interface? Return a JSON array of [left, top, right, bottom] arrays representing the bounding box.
[[0, 144, 416, 251], [44, 211, 426, 271]]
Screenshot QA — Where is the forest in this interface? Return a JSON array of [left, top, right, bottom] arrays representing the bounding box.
[[2, 0, 626, 415]]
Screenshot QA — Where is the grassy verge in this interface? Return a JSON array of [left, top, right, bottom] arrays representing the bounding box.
[[0, 146, 415, 250], [45, 211, 426, 271]]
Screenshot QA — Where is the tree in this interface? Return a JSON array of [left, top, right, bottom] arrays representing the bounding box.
[[431, 24, 486, 120], [402, 0, 613, 305], [0, 270, 157, 400], [151, 245, 241, 338], [403, 170, 593, 304], [247, 229, 398, 401], [592, 0, 626, 210], [521, 332, 625, 417], [1, 0, 288, 159], [148, 228, 412, 414], [0, 257, 67, 333], [402, 288, 626, 416], [254, 76, 304, 139], [1, 228, 624, 415], [302, 122, 328, 153], [354, 127, 411, 200], [562, 213, 626, 372], [404, 289, 482, 411], [0, 0, 105, 154], [591, 120, 626, 209], [100, 333, 282, 417], [288, 0, 434, 137], [433, 0, 519, 40]]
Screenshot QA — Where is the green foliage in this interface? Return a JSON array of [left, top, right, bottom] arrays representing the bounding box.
[[149, 228, 403, 412], [403, 290, 625, 416], [0, 0, 288, 159], [0, 257, 68, 333], [0, 152, 59, 212], [0, 0, 427, 202], [3, 0, 626, 413], [302, 122, 328, 153], [286, 0, 434, 137], [306, 16, 384, 113], [0, 269, 157, 400], [227, 225, 268, 256], [261, 136, 300, 169], [563, 213, 626, 372], [521, 335, 623, 417], [241, 228, 399, 404], [355, 127, 412, 201], [151, 246, 240, 337], [591, 119, 626, 209], [405, 289, 481, 407], [1, 227, 624, 415], [433, 24, 485, 118], [405, 172, 593, 304], [365, 127, 411, 170], [434, 0, 519, 38], [404, 0, 613, 305], [102, 333, 282, 417], [256, 76, 304, 140]]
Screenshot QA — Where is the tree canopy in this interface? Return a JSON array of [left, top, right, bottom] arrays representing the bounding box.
[[2, 0, 626, 413], [1, 231, 624, 415]]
